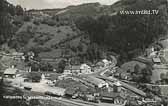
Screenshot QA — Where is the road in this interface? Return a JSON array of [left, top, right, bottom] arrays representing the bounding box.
[[85, 63, 147, 97], [82, 63, 116, 77]]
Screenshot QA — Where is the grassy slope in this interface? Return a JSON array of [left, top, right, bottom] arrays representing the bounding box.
[[15, 15, 86, 59]]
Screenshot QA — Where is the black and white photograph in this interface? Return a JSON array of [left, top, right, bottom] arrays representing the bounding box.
[[0, 0, 168, 106]]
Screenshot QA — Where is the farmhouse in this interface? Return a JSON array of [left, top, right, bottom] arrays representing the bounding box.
[[152, 57, 161, 64], [102, 59, 111, 67], [4, 67, 18, 78], [64, 64, 92, 75], [80, 64, 92, 74]]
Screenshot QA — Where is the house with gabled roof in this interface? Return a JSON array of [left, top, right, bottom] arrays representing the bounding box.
[[3, 67, 18, 78], [100, 91, 127, 105]]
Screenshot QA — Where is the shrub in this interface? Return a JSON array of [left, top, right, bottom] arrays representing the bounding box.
[[12, 19, 23, 26], [16, 32, 32, 45], [33, 19, 40, 25], [23, 15, 31, 22], [41, 18, 56, 26]]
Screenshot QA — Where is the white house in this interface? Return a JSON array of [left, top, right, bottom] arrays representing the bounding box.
[[64, 64, 92, 75], [63, 65, 81, 75], [102, 59, 111, 67], [80, 64, 92, 74]]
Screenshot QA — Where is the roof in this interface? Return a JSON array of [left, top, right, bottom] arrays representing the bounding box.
[[80, 64, 91, 70], [45, 73, 60, 81], [152, 57, 161, 63], [101, 92, 119, 98], [133, 57, 153, 66], [153, 64, 168, 69], [85, 76, 106, 86], [64, 65, 81, 70], [4, 68, 17, 75], [71, 65, 81, 70], [102, 59, 109, 63], [96, 61, 104, 66], [114, 81, 122, 86], [96, 76, 146, 97], [121, 82, 146, 97], [11, 52, 24, 56], [46, 87, 66, 96]]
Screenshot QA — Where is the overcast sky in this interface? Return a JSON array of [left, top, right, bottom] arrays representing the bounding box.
[[7, 0, 120, 9]]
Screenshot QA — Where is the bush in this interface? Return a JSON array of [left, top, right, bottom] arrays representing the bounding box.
[[23, 15, 31, 22], [41, 18, 56, 26], [12, 19, 23, 26], [33, 19, 40, 25], [16, 32, 32, 45]]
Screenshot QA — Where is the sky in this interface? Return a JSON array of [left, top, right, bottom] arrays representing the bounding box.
[[7, 0, 120, 10]]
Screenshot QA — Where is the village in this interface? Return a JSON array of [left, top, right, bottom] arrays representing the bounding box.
[[0, 38, 168, 106]]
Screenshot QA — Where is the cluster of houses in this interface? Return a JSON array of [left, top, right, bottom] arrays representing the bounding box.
[[146, 45, 168, 64], [64, 80, 127, 105], [63, 58, 114, 75]]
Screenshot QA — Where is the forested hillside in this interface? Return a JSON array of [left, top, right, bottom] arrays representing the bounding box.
[[75, 0, 168, 62], [0, 0, 167, 64]]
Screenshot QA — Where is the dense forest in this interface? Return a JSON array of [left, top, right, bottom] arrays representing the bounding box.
[[0, 0, 25, 45], [75, 0, 168, 62]]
